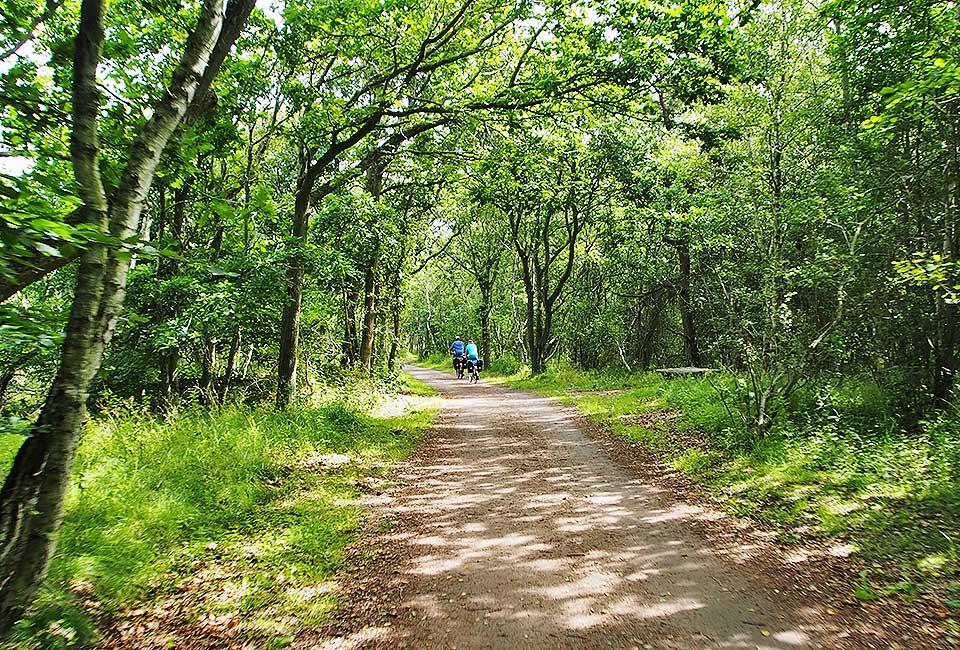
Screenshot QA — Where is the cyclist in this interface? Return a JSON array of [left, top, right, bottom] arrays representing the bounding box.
[[465, 339, 479, 361], [465, 339, 482, 382], [449, 336, 467, 378]]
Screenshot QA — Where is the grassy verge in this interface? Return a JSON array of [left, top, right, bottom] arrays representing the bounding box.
[[0, 376, 439, 649], [418, 354, 960, 617]]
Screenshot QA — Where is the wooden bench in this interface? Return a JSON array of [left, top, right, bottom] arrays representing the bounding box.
[[655, 367, 714, 378]]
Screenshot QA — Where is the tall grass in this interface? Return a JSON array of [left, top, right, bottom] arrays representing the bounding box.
[[0, 380, 438, 648]]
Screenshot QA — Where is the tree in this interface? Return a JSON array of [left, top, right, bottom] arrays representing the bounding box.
[[454, 203, 506, 369], [270, 0, 611, 403], [0, 0, 252, 629], [476, 125, 609, 373]]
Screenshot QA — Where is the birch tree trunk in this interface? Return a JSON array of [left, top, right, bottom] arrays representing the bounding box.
[[0, 0, 225, 630]]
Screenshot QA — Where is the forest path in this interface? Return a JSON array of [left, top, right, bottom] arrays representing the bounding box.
[[327, 365, 823, 650]]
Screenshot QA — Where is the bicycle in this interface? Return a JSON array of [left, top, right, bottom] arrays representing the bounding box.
[[467, 358, 481, 383], [453, 355, 465, 379]]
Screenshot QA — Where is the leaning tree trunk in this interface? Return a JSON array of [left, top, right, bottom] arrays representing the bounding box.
[[0, 231, 110, 633], [0, 0, 225, 631], [0, 0, 254, 305]]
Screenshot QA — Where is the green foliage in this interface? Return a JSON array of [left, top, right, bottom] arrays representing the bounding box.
[[3, 0, 960, 634], [488, 354, 523, 376], [893, 252, 960, 304], [0, 381, 438, 647]]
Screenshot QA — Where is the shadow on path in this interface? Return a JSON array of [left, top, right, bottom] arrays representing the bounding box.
[[332, 365, 825, 650]]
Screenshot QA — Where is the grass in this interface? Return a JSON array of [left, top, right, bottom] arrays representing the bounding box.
[[0, 376, 439, 649], [417, 353, 960, 606]]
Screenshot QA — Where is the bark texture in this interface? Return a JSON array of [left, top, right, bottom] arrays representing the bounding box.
[[0, 0, 226, 630], [672, 238, 702, 368], [0, 0, 254, 304]]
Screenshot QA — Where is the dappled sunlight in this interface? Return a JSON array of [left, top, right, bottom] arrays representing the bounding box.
[[358, 366, 822, 649], [827, 543, 855, 557], [314, 626, 394, 650]]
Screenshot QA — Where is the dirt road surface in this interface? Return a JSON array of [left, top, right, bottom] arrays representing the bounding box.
[[324, 365, 827, 650]]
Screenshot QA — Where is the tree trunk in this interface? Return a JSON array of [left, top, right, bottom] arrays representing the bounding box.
[[674, 239, 703, 367], [480, 299, 492, 369], [276, 158, 320, 407], [240, 343, 254, 379], [160, 348, 180, 401], [277, 263, 303, 407], [388, 302, 401, 371], [342, 283, 360, 367], [0, 0, 225, 629], [158, 178, 190, 278], [199, 337, 218, 403], [0, 238, 109, 632], [0, 370, 15, 405], [520, 262, 539, 374], [639, 300, 665, 370], [359, 263, 377, 371], [276, 113, 388, 401], [219, 327, 241, 403]]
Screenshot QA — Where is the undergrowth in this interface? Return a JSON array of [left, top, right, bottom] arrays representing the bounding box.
[[0, 376, 439, 649]]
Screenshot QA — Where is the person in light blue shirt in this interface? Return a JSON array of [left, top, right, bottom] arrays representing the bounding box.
[[465, 340, 479, 361], [464, 339, 482, 381]]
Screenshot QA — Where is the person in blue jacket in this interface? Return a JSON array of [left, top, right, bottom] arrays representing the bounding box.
[[449, 336, 467, 376]]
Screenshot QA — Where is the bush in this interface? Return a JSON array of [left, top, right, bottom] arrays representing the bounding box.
[[488, 354, 522, 375]]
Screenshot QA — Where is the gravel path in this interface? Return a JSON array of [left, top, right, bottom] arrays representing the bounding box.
[[341, 365, 821, 650]]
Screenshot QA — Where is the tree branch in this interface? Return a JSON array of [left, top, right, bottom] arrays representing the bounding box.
[[0, 0, 65, 62]]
